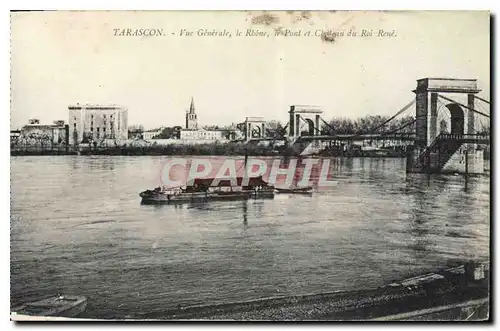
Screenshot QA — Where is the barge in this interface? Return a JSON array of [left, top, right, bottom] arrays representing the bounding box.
[[140, 176, 275, 204]]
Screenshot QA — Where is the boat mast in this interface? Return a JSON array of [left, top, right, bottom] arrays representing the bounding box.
[[244, 145, 248, 178], [292, 156, 303, 188]]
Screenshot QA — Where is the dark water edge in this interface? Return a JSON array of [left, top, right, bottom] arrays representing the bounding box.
[[10, 150, 408, 157], [9, 144, 489, 158], [11, 143, 409, 157]]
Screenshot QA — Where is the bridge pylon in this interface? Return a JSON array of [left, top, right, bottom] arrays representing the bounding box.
[[288, 105, 323, 139], [244, 117, 266, 142], [287, 105, 324, 155], [407, 78, 489, 174]]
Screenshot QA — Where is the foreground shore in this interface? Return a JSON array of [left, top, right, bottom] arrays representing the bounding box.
[[14, 261, 488, 321], [135, 261, 489, 321]]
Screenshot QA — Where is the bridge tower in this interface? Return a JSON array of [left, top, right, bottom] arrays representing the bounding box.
[[288, 105, 323, 139], [414, 78, 480, 147], [244, 117, 266, 141], [287, 105, 324, 155], [408, 78, 488, 174]]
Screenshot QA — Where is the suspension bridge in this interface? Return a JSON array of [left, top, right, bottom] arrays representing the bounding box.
[[238, 77, 490, 174]]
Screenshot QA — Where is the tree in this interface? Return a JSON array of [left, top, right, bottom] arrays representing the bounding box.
[[81, 132, 93, 144], [322, 115, 416, 135], [265, 120, 287, 138], [236, 122, 247, 137], [156, 127, 180, 139], [128, 125, 145, 139], [323, 118, 355, 135], [391, 116, 415, 133], [202, 125, 219, 130], [355, 115, 390, 133]]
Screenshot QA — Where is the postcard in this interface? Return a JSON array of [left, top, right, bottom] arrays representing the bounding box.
[[10, 10, 490, 321]]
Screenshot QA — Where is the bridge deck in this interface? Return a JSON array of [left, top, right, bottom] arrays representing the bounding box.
[[243, 134, 417, 143], [297, 134, 417, 142], [436, 134, 490, 145], [243, 133, 490, 144]]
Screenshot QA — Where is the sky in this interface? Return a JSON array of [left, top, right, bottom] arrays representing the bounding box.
[[10, 11, 490, 130]]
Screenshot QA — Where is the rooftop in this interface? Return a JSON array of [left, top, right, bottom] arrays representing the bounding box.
[[245, 117, 266, 122], [414, 78, 481, 94], [68, 104, 126, 110], [290, 105, 323, 114], [22, 123, 66, 128]]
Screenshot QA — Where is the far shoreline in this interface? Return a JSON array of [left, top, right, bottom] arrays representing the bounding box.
[[10, 142, 415, 158], [10, 151, 409, 158]]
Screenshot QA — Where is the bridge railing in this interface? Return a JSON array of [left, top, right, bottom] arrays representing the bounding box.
[[437, 133, 490, 142], [296, 133, 417, 141]]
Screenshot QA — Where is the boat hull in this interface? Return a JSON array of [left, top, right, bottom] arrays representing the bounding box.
[[140, 190, 275, 205], [275, 187, 313, 194], [12, 295, 87, 318]]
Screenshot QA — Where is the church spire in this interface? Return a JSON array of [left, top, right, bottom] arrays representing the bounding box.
[[189, 97, 195, 114], [186, 96, 198, 130]]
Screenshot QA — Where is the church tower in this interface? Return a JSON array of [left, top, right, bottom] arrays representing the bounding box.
[[185, 97, 198, 130]]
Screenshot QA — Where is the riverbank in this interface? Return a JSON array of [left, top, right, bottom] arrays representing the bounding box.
[[12, 261, 489, 321], [11, 143, 410, 157], [11, 262, 490, 321], [10, 144, 282, 156], [137, 261, 489, 321]]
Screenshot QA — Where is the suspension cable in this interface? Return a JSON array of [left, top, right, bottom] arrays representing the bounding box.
[[379, 118, 415, 136], [345, 99, 416, 138], [297, 115, 323, 135], [437, 94, 490, 118], [367, 99, 416, 134], [314, 99, 415, 136], [474, 95, 490, 105], [320, 117, 336, 133], [282, 122, 289, 133]]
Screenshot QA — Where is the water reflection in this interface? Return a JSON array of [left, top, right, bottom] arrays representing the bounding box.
[[243, 200, 248, 228], [402, 173, 489, 264], [407, 179, 433, 261]]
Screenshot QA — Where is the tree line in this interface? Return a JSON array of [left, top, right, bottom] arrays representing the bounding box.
[[264, 115, 416, 138]]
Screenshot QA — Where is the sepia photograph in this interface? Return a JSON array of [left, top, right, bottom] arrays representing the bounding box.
[[9, 10, 491, 321]]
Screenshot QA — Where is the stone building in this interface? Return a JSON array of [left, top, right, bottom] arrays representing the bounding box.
[[18, 119, 68, 145], [180, 128, 224, 140], [68, 104, 128, 145], [179, 97, 230, 141], [143, 128, 163, 140]]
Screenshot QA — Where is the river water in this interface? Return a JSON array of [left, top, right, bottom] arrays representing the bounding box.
[[10, 156, 490, 318]]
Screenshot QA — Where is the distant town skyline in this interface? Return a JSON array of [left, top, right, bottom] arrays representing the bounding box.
[[10, 11, 490, 130]]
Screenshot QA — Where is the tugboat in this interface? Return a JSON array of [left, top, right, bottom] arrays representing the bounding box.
[[11, 295, 87, 318], [140, 176, 275, 204]]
